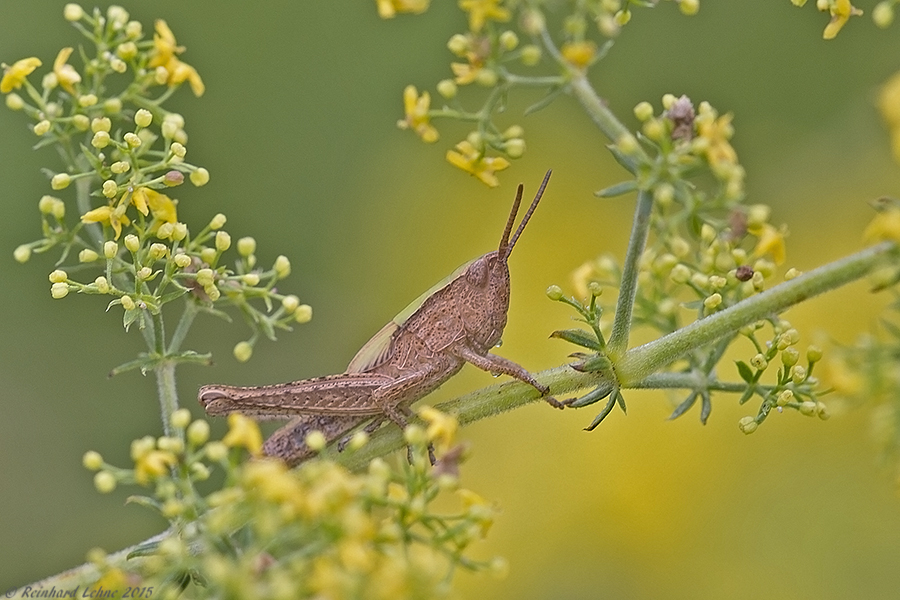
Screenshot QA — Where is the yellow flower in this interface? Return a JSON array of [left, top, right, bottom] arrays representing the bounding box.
[[223, 413, 263, 455], [134, 449, 177, 485], [376, 0, 430, 18], [459, 0, 510, 32], [446, 140, 509, 187], [750, 222, 787, 265], [148, 20, 205, 96], [696, 112, 738, 173], [53, 48, 81, 95], [397, 85, 438, 143], [561, 41, 597, 70], [1, 57, 41, 94], [417, 406, 458, 453], [864, 206, 900, 244], [822, 0, 862, 39], [81, 205, 131, 240], [133, 187, 178, 224]]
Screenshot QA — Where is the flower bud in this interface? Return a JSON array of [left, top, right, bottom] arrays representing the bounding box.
[[776, 389, 794, 407], [164, 171, 184, 186], [78, 94, 98, 107], [94, 276, 110, 294], [116, 41, 137, 60], [170, 142, 186, 158], [447, 34, 469, 56], [51, 282, 69, 299], [546, 285, 563, 301], [205, 285, 220, 302], [94, 471, 116, 493], [172, 222, 188, 241], [436, 79, 457, 99], [124, 234, 140, 253], [274, 255, 291, 279], [295, 304, 313, 324], [102, 180, 118, 198], [49, 269, 68, 283], [242, 273, 260, 286], [134, 108, 152, 128], [196, 268, 214, 287], [806, 345, 823, 363], [91, 131, 110, 149], [633, 101, 654, 122], [171, 408, 191, 430], [281, 295, 300, 314], [750, 353, 767, 370], [237, 236, 256, 257], [520, 44, 541, 66], [233, 341, 253, 363], [499, 30, 519, 51], [190, 167, 210, 187], [156, 222, 175, 240], [33, 120, 51, 136], [123, 132, 141, 148], [173, 253, 191, 268], [187, 420, 210, 446], [6, 93, 25, 111], [215, 231, 231, 252], [738, 416, 758, 434], [781, 347, 799, 367], [136, 266, 152, 280], [110, 161, 130, 174], [82, 450, 103, 470], [51, 173, 71, 190], [209, 213, 227, 230], [91, 117, 112, 133], [505, 138, 525, 159], [102, 241, 118, 259], [14, 245, 31, 263], [121, 295, 136, 311]]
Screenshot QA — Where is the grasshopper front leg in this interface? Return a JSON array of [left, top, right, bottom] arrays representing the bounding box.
[[452, 343, 562, 409]]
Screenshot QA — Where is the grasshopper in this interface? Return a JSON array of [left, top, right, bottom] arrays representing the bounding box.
[[199, 170, 559, 465]]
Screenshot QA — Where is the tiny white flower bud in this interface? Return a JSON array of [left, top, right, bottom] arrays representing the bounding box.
[[123, 132, 141, 148], [281, 295, 300, 314], [94, 471, 116, 493], [64, 4, 84, 21], [170, 142, 186, 158], [121, 295, 136, 311], [237, 236, 256, 257], [242, 273, 260, 286], [187, 420, 210, 446], [82, 450, 103, 470], [305, 430, 327, 451], [110, 161, 130, 174], [49, 269, 68, 283], [173, 253, 191, 268], [274, 255, 291, 279], [14, 245, 31, 263], [91, 131, 110, 149], [102, 180, 118, 198], [91, 117, 111, 133], [6, 93, 25, 111], [196, 268, 214, 287], [171, 408, 191, 430], [156, 222, 175, 240], [94, 276, 110, 294]]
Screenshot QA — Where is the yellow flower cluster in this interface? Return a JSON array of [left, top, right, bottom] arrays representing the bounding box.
[[83, 406, 503, 597]]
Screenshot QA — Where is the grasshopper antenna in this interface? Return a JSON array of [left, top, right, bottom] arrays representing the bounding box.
[[501, 169, 552, 260], [498, 184, 524, 255]]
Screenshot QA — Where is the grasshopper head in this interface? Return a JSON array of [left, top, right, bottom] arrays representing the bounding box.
[[462, 170, 551, 350]]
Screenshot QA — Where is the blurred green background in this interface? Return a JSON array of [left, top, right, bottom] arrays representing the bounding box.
[[2, 1, 899, 598]]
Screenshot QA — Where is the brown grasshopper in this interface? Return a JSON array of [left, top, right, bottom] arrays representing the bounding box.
[[199, 170, 559, 465]]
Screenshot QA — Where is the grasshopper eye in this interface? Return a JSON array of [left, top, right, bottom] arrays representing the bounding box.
[[465, 260, 488, 286]]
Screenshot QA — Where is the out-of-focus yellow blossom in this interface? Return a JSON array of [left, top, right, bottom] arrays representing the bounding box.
[[375, 0, 430, 18], [457, 488, 495, 537], [81, 205, 131, 239], [446, 140, 509, 187], [451, 57, 486, 86], [750, 222, 787, 265], [822, 356, 864, 397], [864, 206, 900, 244], [148, 20, 205, 96], [1, 57, 41, 93], [459, 0, 510, 32], [696, 109, 738, 176], [397, 85, 438, 142], [561, 41, 597, 70], [417, 406, 458, 453], [878, 72, 900, 163], [822, 0, 863, 39], [222, 413, 263, 455], [135, 449, 178, 485], [53, 47, 81, 94]]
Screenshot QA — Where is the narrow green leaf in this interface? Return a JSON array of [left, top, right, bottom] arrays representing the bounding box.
[[584, 393, 618, 431], [595, 180, 638, 198], [668, 392, 698, 420], [699, 391, 712, 424], [566, 382, 615, 409], [735, 360, 755, 384], [550, 328, 602, 351], [524, 85, 564, 116]]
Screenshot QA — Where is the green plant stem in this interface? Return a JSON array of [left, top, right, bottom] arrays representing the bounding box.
[[607, 189, 653, 358], [616, 241, 897, 385], [168, 300, 199, 354], [155, 360, 180, 439]]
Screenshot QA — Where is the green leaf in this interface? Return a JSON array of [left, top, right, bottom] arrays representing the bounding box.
[[699, 391, 712, 424], [668, 392, 697, 420], [584, 391, 618, 431], [566, 382, 615, 409], [524, 85, 564, 116], [595, 180, 638, 198], [735, 360, 755, 384], [570, 353, 612, 373], [606, 143, 638, 174], [550, 328, 602, 351]]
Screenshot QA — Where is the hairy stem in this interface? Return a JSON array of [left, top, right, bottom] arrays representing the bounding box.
[[155, 360, 180, 439], [607, 189, 653, 358]]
